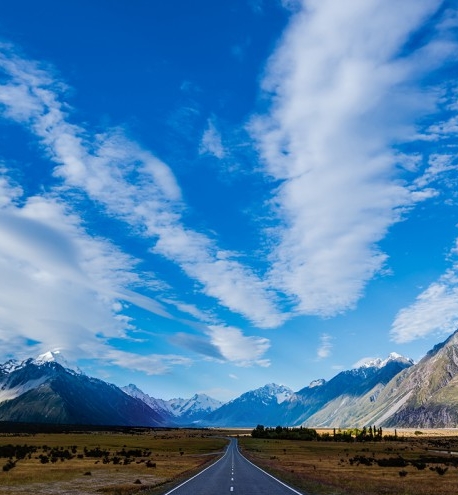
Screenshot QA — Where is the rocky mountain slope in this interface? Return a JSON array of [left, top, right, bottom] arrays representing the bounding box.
[[360, 331, 458, 428], [294, 353, 415, 427]]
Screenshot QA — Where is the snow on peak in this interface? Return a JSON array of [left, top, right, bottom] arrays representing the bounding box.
[[309, 379, 326, 388], [166, 394, 223, 415], [122, 383, 143, 396], [0, 359, 21, 374], [189, 393, 223, 410], [353, 352, 412, 370], [386, 352, 402, 361], [255, 383, 294, 404], [33, 350, 82, 374]]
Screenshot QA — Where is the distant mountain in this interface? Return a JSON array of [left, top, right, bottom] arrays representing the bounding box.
[[122, 384, 223, 425], [203, 383, 294, 427], [121, 384, 173, 420], [0, 355, 165, 426], [164, 394, 224, 424], [294, 353, 415, 427], [4, 332, 458, 428], [201, 355, 413, 428]]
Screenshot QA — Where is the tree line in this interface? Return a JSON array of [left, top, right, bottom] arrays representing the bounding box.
[[251, 424, 399, 442]]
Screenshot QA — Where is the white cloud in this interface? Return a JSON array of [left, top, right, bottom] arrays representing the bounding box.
[[153, 227, 285, 328], [251, 0, 455, 316], [0, 168, 22, 207], [160, 298, 212, 323], [208, 325, 271, 367], [0, 194, 141, 360], [199, 120, 226, 159], [316, 333, 332, 359], [414, 154, 458, 189], [101, 349, 192, 375], [0, 186, 199, 375], [0, 45, 285, 329], [391, 267, 458, 343]]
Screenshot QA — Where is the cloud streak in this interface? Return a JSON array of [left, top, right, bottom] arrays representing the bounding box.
[[0, 44, 285, 331], [316, 333, 332, 359], [391, 250, 458, 344], [199, 119, 226, 159], [0, 187, 141, 362], [252, 0, 455, 316]]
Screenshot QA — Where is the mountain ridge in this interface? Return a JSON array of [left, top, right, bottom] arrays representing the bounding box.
[[1, 332, 458, 428]]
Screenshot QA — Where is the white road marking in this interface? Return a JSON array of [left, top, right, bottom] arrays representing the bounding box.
[[162, 440, 231, 495], [236, 443, 304, 495]]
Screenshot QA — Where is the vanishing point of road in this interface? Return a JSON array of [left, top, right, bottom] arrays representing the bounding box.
[[162, 438, 306, 495]]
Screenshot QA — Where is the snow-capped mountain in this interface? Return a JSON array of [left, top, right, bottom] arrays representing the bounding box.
[[122, 384, 223, 425], [121, 384, 171, 417], [32, 350, 83, 375], [165, 394, 224, 420], [203, 384, 295, 427], [202, 356, 414, 428], [353, 352, 414, 370], [286, 353, 415, 427], [4, 337, 458, 428], [0, 354, 165, 426]]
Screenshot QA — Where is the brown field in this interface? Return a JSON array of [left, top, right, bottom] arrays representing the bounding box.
[[1, 428, 458, 495], [0, 428, 228, 495], [238, 428, 458, 495]]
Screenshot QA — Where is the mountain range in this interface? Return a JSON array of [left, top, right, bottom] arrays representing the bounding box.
[[1, 331, 458, 428]]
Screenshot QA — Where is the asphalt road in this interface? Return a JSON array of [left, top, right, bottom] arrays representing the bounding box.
[[162, 438, 306, 495]]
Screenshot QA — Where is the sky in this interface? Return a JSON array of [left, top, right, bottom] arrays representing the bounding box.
[[0, 0, 457, 402]]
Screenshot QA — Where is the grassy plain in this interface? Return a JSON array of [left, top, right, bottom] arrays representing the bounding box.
[[238, 428, 458, 495], [0, 428, 228, 495], [2, 427, 458, 495]]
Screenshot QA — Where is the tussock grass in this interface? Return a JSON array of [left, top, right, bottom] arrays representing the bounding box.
[[0, 429, 227, 495], [239, 432, 458, 495]]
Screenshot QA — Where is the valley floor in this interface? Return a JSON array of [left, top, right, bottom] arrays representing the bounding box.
[[239, 429, 458, 495], [1, 428, 458, 495], [0, 428, 227, 495]]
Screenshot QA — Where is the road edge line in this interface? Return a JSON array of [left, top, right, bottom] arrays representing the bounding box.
[[162, 438, 231, 495], [236, 442, 305, 495]]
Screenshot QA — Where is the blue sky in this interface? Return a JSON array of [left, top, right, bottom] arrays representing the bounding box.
[[0, 0, 458, 401]]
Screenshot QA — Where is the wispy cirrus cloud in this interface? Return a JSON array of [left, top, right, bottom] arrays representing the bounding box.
[[0, 174, 270, 370], [252, 0, 456, 317], [391, 254, 458, 344], [0, 184, 145, 363], [199, 119, 226, 159], [316, 333, 333, 359], [98, 349, 192, 375], [0, 44, 285, 332]]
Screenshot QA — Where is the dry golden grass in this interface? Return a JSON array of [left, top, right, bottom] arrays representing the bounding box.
[[3, 428, 458, 495], [238, 430, 458, 495], [0, 429, 227, 495]]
